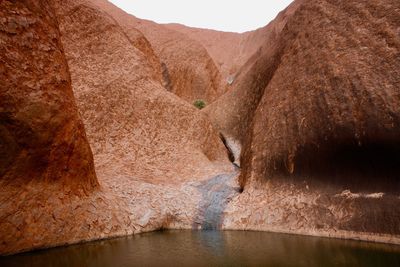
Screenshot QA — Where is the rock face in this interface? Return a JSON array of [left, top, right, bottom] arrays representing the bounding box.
[[1, 0, 400, 256], [166, 4, 299, 85], [90, 0, 225, 104], [0, 0, 97, 189], [0, 0, 234, 255], [205, 1, 301, 150], [52, 0, 231, 184], [242, 0, 400, 186], [165, 24, 243, 81], [212, 0, 400, 241], [0, 0, 98, 254]]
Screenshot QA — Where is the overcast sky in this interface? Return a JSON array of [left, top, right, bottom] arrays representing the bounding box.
[[108, 0, 293, 33]]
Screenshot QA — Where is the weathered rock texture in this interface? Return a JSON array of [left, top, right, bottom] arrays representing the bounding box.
[[1, 0, 400, 256], [212, 0, 400, 242], [205, 1, 301, 148], [242, 0, 400, 186], [166, 4, 299, 85], [165, 24, 243, 81], [89, 0, 225, 104], [52, 0, 231, 184], [0, 0, 97, 189], [0, 0, 98, 254], [0, 0, 235, 255]]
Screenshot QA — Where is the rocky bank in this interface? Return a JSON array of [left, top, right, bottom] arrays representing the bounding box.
[[1, 0, 400, 255]]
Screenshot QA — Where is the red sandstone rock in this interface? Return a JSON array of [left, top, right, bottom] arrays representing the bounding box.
[[52, 0, 231, 185], [90, 0, 225, 104], [165, 24, 243, 81], [209, 0, 400, 239], [205, 1, 301, 148], [0, 0, 233, 255], [2, 0, 400, 257], [235, 0, 400, 187], [165, 3, 299, 85], [0, 0, 98, 254], [0, 0, 97, 189]]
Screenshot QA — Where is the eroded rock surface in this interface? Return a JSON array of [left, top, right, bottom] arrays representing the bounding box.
[[213, 0, 400, 242], [52, 0, 232, 185], [0, 0, 235, 255], [0, 0, 98, 254], [90, 0, 225, 104], [1, 0, 400, 256], [205, 0, 301, 146]]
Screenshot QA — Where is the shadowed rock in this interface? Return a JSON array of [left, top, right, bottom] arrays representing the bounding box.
[[240, 0, 400, 187], [52, 0, 232, 185], [2, 0, 400, 256], [215, 0, 400, 239], [0, 0, 98, 254], [0, 0, 97, 189]]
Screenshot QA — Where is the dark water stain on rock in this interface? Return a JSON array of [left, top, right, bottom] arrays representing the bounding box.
[[193, 172, 240, 230]]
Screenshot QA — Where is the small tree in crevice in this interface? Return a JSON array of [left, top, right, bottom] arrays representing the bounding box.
[[193, 99, 206, 110]]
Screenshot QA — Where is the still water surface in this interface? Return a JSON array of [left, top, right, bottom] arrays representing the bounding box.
[[2, 230, 400, 267]]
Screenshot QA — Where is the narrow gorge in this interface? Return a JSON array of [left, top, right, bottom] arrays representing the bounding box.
[[1, 0, 400, 261]]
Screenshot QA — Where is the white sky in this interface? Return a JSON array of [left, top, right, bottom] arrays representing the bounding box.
[[108, 0, 293, 33]]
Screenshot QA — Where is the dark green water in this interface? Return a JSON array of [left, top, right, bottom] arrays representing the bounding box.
[[2, 231, 400, 267]]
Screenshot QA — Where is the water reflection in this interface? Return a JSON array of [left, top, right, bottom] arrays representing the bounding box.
[[2, 231, 400, 267]]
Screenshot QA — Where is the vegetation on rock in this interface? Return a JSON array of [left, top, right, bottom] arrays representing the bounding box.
[[193, 99, 206, 110]]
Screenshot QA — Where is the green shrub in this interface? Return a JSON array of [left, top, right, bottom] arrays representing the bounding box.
[[193, 99, 206, 110]]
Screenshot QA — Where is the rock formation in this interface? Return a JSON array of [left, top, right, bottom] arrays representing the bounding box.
[[165, 24, 244, 81], [0, 0, 98, 253], [51, 0, 231, 184], [0, 0, 97, 189], [89, 0, 225, 104], [242, 0, 400, 186], [205, 1, 301, 151], [215, 0, 400, 241], [1, 0, 400, 256], [1, 0, 235, 255], [166, 3, 299, 84]]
